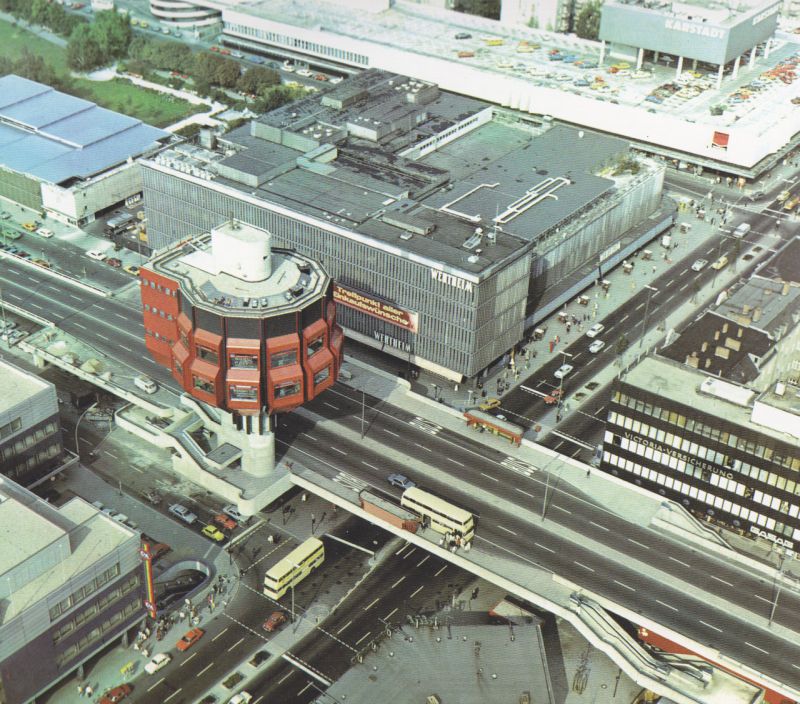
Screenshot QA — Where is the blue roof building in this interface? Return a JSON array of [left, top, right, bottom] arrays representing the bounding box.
[[0, 75, 171, 224]]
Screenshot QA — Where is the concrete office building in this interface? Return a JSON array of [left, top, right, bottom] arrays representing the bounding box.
[[0, 478, 143, 704], [141, 70, 671, 380], [601, 238, 800, 551], [0, 75, 170, 226], [0, 359, 64, 488]]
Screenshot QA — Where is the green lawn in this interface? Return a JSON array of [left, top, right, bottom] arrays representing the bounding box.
[[71, 78, 206, 128], [0, 19, 205, 128], [0, 18, 69, 74]]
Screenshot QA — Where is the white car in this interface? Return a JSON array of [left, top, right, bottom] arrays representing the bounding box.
[[144, 653, 172, 674], [169, 503, 197, 524], [229, 693, 253, 704], [588, 339, 605, 354], [35, 228, 54, 238], [222, 504, 247, 523], [691, 258, 708, 272], [586, 323, 604, 338], [554, 364, 574, 379], [296, 67, 312, 77], [86, 248, 106, 261]]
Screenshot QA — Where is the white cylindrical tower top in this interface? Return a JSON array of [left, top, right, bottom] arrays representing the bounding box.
[[211, 220, 272, 280]]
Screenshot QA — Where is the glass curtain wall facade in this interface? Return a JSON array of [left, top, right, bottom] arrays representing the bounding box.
[[602, 383, 800, 548], [142, 165, 531, 379]]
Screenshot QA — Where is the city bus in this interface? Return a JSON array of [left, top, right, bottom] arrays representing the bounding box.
[[400, 487, 474, 543], [263, 537, 324, 600]]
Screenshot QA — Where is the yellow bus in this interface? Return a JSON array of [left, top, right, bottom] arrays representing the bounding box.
[[401, 487, 474, 543], [263, 537, 324, 600]]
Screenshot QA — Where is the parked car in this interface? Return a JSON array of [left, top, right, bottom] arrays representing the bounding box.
[[248, 650, 270, 667], [262, 610, 287, 633], [586, 323, 604, 338], [143, 489, 162, 505], [222, 504, 247, 523], [387, 473, 416, 490], [213, 513, 237, 531], [228, 693, 253, 704], [711, 255, 728, 270], [31, 258, 51, 268], [98, 684, 132, 704], [455, 32, 472, 39], [176, 627, 205, 651], [169, 504, 198, 524], [22, 222, 37, 231], [313, 73, 329, 81], [144, 652, 172, 674], [123, 264, 140, 276], [35, 227, 53, 238], [86, 248, 106, 261], [478, 397, 501, 411], [554, 364, 574, 379], [202, 524, 225, 542], [691, 258, 708, 272], [588, 339, 605, 354], [106, 257, 122, 268]]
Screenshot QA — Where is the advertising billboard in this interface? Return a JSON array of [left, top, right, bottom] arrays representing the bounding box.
[[333, 283, 419, 332]]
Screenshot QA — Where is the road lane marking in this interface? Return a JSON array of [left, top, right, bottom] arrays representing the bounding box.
[[362, 461, 379, 470], [228, 636, 245, 652], [331, 447, 347, 455], [302, 433, 317, 441], [753, 594, 771, 604], [627, 538, 650, 549], [409, 585, 424, 599], [656, 600, 678, 612], [414, 442, 432, 452], [613, 580, 635, 592], [180, 652, 197, 666], [148, 678, 166, 692], [384, 429, 399, 437], [277, 671, 293, 685], [709, 575, 732, 587], [355, 632, 371, 646], [337, 620, 352, 634], [384, 607, 398, 621], [480, 472, 499, 482], [298, 683, 313, 696], [390, 576, 406, 589], [416, 555, 430, 568], [164, 689, 182, 702], [498, 525, 517, 535], [514, 487, 535, 498], [589, 521, 609, 532], [364, 597, 380, 611], [699, 620, 723, 633], [74, 322, 86, 330], [447, 457, 464, 466], [534, 542, 555, 553], [552, 504, 572, 514], [745, 642, 768, 654], [212, 627, 228, 641], [198, 663, 214, 676], [324, 402, 339, 410], [574, 561, 595, 572], [667, 556, 690, 568], [434, 564, 447, 577]]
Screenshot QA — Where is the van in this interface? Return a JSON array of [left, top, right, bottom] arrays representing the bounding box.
[[733, 223, 751, 239], [134, 375, 157, 394]]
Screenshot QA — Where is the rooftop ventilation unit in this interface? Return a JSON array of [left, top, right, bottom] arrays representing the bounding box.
[[462, 227, 483, 251]]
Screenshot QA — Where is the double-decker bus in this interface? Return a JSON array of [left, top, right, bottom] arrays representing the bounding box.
[[263, 537, 324, 600], [401, 487, 474, 543]]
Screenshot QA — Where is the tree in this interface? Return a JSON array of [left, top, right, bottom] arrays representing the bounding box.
[[92, 10, 132, 58], [236, 66, 280, 96], [67, 23, 104, 71], [575, 1, 601, 40], [214, 57, 241, 88], [453, 0, 500, 20]]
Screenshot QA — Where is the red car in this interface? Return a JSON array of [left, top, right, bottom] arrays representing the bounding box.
[[176, 627, 205, 651], [262, 611, 287, 633], [106, 257, 122, 268], [213, 513, 237, 531], [210, 45, 220, 52], [313, 73, 329, 81], [98, 684, 132, 704]]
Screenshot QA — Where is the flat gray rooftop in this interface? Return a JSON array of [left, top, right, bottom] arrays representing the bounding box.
[[0, 358, 51, 415]]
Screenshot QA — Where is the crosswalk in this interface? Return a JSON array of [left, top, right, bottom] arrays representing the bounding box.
[[500, 457, 538, 478], [409, 417, 442, 436], [332, 471, 368, 493]]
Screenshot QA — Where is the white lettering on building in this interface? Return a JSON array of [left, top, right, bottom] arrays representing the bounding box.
[[749, 525, 794, 550], [752, 4, 780, 25], [431, 269, 474, 293], [664, 18, 724, 39], [623, 432, 734, 479], [373, 330, 411, 353]]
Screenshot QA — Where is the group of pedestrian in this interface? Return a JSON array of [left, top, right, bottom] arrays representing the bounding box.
[[76, 683, 93, 698]]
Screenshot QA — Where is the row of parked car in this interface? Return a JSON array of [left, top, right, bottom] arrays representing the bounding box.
[[168, 502, 247, 543]]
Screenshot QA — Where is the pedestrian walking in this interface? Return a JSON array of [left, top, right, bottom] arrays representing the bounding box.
[[85, 685, 93, 697], [77, 685, 84, 696]]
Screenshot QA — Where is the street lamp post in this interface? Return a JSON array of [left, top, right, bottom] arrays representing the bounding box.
[[769, 551, 786, 627], [0, 285, 8, 348], [638, 285, 658, 350], [74, 402, 98, 458]]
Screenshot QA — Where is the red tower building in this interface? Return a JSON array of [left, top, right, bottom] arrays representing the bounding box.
[[140, 220, 343, 478]]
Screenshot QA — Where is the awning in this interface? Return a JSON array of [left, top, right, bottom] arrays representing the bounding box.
[[712, 131, 729, 149]]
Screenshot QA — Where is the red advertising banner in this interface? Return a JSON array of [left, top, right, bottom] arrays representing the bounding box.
[[333, 284, 418, 333]]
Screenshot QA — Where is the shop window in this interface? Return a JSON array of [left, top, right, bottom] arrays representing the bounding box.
[[197, 346, 219, 365], [230, 353, 258, 370], [274, 381, 301, 399], [307, 335, 325, 358], [271, 349, 297, 368], [230, 385, 258, 401], [193, 376, 215, 394]]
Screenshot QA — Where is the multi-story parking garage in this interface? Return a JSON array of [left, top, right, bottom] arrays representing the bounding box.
[[141, 70, 672, 381]]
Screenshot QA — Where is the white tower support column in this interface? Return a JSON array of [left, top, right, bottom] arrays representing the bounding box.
[[716, 63, 724, 90], [732, 55, 741, 80], [749, 47, 757, 69], [764, 38, 772, 60], [636, 47, 644, 71], [675, 55, 684, 80], [599, 40, 606, 67]]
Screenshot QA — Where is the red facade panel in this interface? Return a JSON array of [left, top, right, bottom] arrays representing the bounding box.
[[267, 364, 303, 411]]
